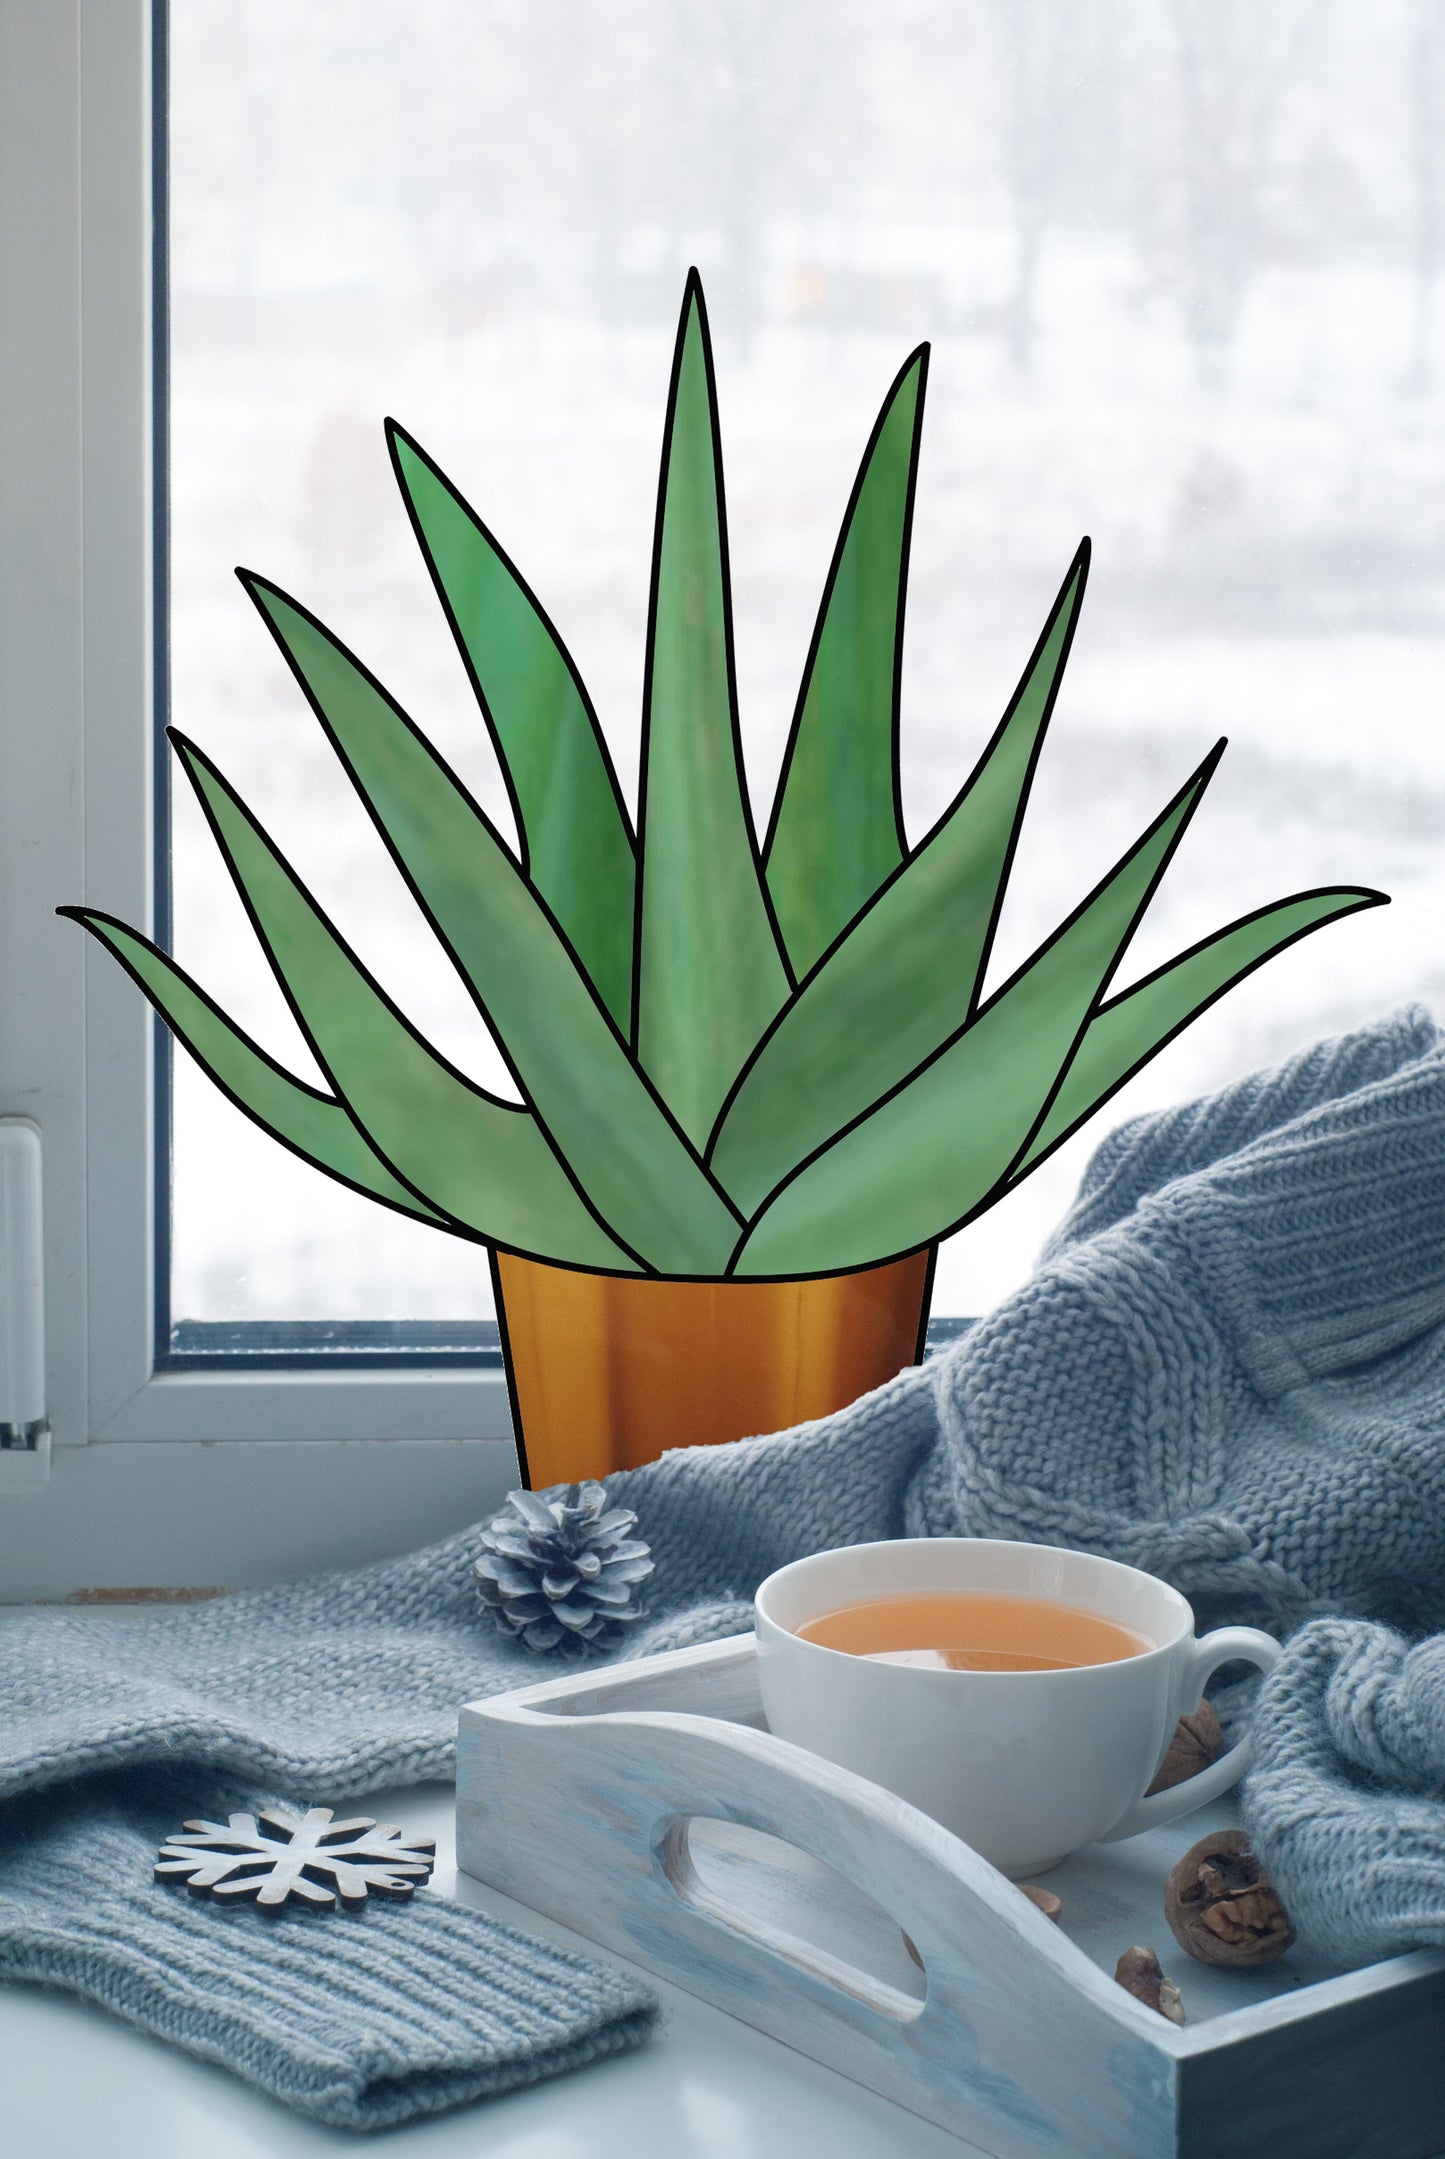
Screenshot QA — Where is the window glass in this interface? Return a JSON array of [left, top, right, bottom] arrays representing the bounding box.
[[168, 0, 1444, 1333]]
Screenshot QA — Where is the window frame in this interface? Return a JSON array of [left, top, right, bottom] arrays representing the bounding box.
[[0, 0, 517, 1598]]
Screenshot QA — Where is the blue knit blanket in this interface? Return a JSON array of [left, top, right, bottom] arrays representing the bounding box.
[[5, 1005, 1445, 2119]]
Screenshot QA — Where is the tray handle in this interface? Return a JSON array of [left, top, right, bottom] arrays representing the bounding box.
[[605, 1706, 1126, 2037]]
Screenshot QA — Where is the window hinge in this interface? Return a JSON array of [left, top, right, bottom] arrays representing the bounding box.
[[0, 1121, 48, 1492], [0, 1422, 50, 1491]]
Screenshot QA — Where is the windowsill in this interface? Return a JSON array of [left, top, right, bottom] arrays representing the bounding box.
[[0, 1435, 518, 1603], [2, 1330, 974, 1604]]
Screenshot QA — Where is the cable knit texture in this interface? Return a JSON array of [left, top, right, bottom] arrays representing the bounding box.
[[6, 1003, 1445, 2114]]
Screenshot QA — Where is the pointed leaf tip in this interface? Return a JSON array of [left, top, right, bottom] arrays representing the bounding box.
[[762, 337, 931, 978], [169, 737, 643, 1269], [61, 908, 455, 1230], [718, 543, 1095, 1209], [386, 417, 639, 1030], [1008, 884, 1389, 1182], [730, 738, 1232, 1274], [637, 252, 790, 1144]]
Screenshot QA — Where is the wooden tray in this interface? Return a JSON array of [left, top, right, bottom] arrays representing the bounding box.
[[456, 1635, 1445, 2159]]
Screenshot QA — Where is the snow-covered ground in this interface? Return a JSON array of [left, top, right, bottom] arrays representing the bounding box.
[[164, 1, 1445, 1328]]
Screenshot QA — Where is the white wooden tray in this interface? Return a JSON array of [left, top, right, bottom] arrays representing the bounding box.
[[456, 1635, 1445, 2159]]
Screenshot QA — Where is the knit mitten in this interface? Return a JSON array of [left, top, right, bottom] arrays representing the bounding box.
[[1245, 1619, 1445, 1968], [0, 1542, 678, 2131], [0, 1362, 934, 2130], [0, 1768, 656, 2130]]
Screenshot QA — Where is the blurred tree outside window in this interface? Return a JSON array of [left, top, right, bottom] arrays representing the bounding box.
[[168, 0, 1445, 1336]]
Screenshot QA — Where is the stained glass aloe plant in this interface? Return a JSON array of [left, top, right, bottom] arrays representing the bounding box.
[[62, 272, 1383, 1478]]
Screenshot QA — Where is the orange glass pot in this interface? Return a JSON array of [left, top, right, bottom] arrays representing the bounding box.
[[491, 1247, 937, 1489]]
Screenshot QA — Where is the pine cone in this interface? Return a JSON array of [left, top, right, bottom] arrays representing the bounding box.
[[474, 1483, 655, 1656]]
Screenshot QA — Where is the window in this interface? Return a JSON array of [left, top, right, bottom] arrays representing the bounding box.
[[1, 2, 512, 1600], [5, 0, 1441, 1596]]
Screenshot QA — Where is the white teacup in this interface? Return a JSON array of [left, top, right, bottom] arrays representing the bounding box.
[[753, 1537, 1281, 1878]]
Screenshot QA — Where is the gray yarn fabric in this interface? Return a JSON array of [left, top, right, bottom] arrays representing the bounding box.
[[0, 1557, 662, 2130], [0, 1767, 656, 2132], [1245, 1619, 1445, 1967], [6, 1001, 1445, 2118]]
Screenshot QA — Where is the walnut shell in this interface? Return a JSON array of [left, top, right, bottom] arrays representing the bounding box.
[[1019, 1884, 1063, 1923], [1164, 1828, 1295, 1966], [905, 1881, 1063, 1968], [1145, 1700, 1224, 1795], [1114, 1945, 1185, 2024]]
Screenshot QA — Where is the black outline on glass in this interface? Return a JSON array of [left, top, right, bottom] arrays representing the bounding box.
[[235, 568, 744, 1255], [104, 219, 1386, 1343], [60, 905, 467, 1236], [760, 340, 929, 960], [489, 1238, 940, 1490], [630, 269, 797, 1102], [724, 740, 1232, 1276], [488, 1247, 531, 1482], [384, 415, 638, 1033], [165, 730, 649, 1275], [995, 884, 1387, 1190], [703, 540, 1092, 1183]]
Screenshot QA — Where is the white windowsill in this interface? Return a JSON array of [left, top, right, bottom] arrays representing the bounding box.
[[0, 1435, 519, 1602]]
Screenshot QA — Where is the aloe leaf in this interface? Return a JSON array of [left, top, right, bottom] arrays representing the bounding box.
[[387, 421, 636, 1031], [61, 908, 454, 1229], [730, 746, 1222, 1276], [634, 271, 792, 1148], [168, 733, 640, 1273], [762, 346, 927, 977], [1007, 886, 1388, 1180], [242, 576, 740, 1278], [710, 547, 1089, 1214]]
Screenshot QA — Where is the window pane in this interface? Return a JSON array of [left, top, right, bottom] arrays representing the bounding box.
[[167, 1, 1445, 1331]]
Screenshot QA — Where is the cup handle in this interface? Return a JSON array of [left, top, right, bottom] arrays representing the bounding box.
[[1094, 1625, 1282, 1844]]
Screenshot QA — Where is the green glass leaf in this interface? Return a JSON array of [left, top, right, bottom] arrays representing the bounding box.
[[242, 576, 740, 1279], [710, 548, 1089, 1214], [730, 747, 1220, 1277], [388, 422, 636, 1032], [169, 734, 640, 1273], [63, 909, 453, 1227], [634, 271, 792, 1148], [1007, 887, 1388, 1180], [763, 347, 927, 978]]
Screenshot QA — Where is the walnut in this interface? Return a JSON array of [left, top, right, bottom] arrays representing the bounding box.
[[1114, 1945, 1185, 2024], [1145, 1700, 1223, 1794], [1164, 1828, 1295, 1966], [1019, 1883, 1063, 1922], [908, 1882, 1062, 1968]]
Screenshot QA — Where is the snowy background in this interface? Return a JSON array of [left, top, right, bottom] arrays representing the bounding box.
[[168, 0, 1445, 1330]]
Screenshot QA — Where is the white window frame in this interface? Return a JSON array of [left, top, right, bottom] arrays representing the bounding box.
[[0, 1, 517, 1598]]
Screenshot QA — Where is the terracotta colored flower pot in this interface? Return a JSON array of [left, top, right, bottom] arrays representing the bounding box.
[[491, 1247, 937, 1489]]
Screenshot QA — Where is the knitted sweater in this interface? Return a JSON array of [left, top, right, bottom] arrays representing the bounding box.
[[5, 1004, 1445, 2121]]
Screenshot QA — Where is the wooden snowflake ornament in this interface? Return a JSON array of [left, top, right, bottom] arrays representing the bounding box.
[[155, 1805, 437, 1912]]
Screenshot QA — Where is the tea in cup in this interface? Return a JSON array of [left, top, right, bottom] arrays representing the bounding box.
[[753, 1537, 1280, 1877]]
